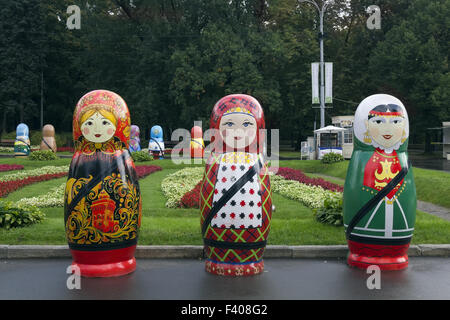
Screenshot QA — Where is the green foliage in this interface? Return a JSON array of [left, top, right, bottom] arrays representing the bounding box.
[[321, 152, 345, 164], [131, 151, 153, 162], [313, 193, 343, 226], [29, 150, 59, 161], [0, 200, 45, 229], [1, 0, 448, 148]]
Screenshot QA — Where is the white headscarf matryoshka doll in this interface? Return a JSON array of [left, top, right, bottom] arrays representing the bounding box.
[[14, 123, 31, 157], [64, 90, 142, 277], [129, 125, 141, 153], [343, 94, 416, 270], [200, 94, 272, 276]]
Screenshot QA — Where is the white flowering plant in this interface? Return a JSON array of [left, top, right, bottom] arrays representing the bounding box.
[[161, 167, 203, 208], [0, 165, 69, 182], [16, 183, 65, 208]]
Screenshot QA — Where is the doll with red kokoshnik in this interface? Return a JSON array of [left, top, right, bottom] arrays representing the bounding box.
[[200, 94, 272, 276], [343, 94, 416, 270], [64, 90, 142, 277]]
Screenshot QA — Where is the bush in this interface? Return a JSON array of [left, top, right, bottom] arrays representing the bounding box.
[[321, 152, 345, 164], [131, 150, 153, 162], [0, 200, 45, 229], [29, 150, 59, 161], [313, 193, 343, 226]]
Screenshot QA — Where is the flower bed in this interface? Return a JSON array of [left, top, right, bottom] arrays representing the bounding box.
[[57, 146, 74, 153], [135, 165, 162, 179], [15, 165, 163, 207], [0, 165, 69, 198], [0, 172, 68, 198], [0, 164, 24, 172], [270, 174, 340, 209], [273, 167, 343, 192], [0, 147, 14, 153], [179, 181, 202, 208], [161, 166, 344, 227], [161, 167, 203, 208], [0, 165, 68, 183]]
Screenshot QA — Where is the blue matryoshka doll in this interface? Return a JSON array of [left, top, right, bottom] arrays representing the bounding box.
[[148, 125, 165, 159], [14, 123, 31, 157]]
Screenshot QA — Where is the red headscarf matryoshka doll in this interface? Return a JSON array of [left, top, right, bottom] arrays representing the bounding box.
[[200, 94, 272, 276], [64, 90, 142, 277]]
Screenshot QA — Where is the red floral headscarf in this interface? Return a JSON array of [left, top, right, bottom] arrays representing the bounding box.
[[210, 94, 265, 154]]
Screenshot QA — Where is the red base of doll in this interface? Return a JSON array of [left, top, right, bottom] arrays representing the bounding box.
[[347, 240, 409, 271], [205, 260, 264, 276], [70, 245, 137, 278]]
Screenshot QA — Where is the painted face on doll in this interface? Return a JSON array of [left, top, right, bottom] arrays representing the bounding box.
[[80, 112, 116, 143], [366, 115, 405, 149], [219, 113, 257, 150]]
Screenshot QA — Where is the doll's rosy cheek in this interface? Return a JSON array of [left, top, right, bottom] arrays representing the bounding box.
[[107, 128, 115, 135], [83, 128, 90, 135], [221, 129, 228, 137]]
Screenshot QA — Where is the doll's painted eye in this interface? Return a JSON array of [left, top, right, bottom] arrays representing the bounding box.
[[102, 121, 110, 125], [225, 122, 234, 127], [242, 121, 253, 127], [86, 121, 93, 126], [391, 119, 402, 124]]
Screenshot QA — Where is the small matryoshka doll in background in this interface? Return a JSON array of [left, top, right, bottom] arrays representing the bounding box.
[[190, 125, 205, 159], [14, 123, 31, 157], [64, 90, 142, 277], [148, 125, 165, 159], [40, 124, 57, 152], [343, 94, 416, 270], [129, 125, 141, 153], [200, 94, 272, 276]]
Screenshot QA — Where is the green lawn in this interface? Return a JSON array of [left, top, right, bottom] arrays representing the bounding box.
[[1, 160, 450, 245]]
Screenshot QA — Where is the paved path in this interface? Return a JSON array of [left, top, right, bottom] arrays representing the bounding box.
[[1, 257, 450, 300]]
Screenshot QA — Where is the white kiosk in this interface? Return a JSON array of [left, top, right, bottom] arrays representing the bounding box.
[[314, 125, 346, 160]]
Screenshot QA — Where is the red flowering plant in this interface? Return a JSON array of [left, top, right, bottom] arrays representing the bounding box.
[[179, 181, 202, 208], [273, 167, 343, 192], [57, 147, 74, 153], [135, 165, 162, 179], [0, 164, 24, 173], [0, 172, 67, 198]]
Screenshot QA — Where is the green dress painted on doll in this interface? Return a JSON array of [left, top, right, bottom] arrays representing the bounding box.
[[343, 94, 416, 270]]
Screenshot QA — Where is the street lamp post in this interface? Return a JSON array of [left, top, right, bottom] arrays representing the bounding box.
[[299, 0, 333, 129]]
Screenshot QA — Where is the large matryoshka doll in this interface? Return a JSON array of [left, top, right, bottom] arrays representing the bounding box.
[[190, 126, 205, 159], [148, 125, 165, 159], [40, 124, 57, 152], [200, 94, 272, 276], [344, 94, 416, 270], [14, 123, 31, 157], [129, 125, 141, 153], [64, 90, 142, 277]]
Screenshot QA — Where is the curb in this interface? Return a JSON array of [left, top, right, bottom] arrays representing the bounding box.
[[1, 244, 450, 259]]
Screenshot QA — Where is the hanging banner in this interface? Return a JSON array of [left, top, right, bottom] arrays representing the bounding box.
[[311, 63, 320, 104], [325, 62, 333, 104]]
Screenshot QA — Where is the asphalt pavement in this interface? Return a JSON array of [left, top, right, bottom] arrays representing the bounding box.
[[0, 257, 449, 300]]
